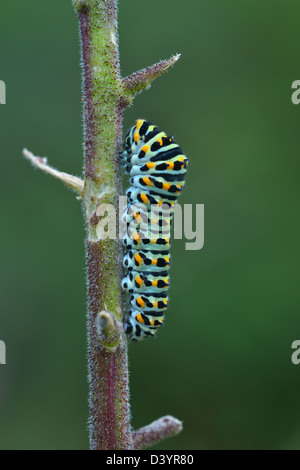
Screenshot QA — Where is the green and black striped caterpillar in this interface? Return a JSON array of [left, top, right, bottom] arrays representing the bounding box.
[[120, 119, 188, 341]]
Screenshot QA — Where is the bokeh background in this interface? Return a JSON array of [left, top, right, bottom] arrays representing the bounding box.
[[0, 0, 300, 450]]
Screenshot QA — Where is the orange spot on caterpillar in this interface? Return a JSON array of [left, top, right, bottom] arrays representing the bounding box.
[[136, 297, 145, 308], [136, 313, 144, 323], [143, 177, 152, 186], [140, 193, 149, 204], [134, 213, 142, 223], [135, 254, 143, 265], [136, 119, 143, 130]]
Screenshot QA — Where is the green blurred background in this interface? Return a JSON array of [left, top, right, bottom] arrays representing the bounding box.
[[0, 0, 299, 450]]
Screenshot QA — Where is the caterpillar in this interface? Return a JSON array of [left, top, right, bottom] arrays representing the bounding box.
[[120, 119, 188, 341]]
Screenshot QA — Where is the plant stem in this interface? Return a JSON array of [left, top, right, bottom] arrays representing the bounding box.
[[25, 0, 183, 450], [73, 0, 132, 450]]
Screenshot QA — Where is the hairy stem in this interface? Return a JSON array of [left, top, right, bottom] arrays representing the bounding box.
[[73, 0, 133, 450], [25, 0, 183, 450], [133, 416, 183, 450], [123, 54, 181, 103], [22, 148, 84, 195]]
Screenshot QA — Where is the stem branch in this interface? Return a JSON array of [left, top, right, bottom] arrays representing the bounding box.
[[123, 54, 180, 95], [22, 148, 84, 195], [133, 416, 183, 450]]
